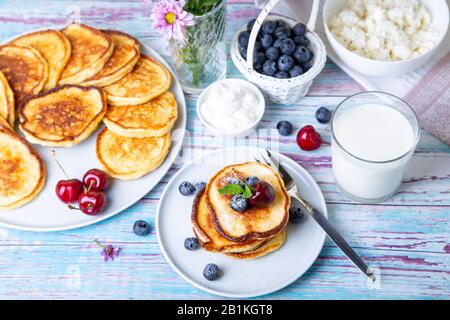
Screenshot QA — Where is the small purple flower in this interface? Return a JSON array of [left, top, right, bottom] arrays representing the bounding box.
[[151, 0, 194, 41], [95, 239, 120, 262]]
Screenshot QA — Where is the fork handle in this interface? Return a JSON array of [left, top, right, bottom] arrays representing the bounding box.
[[290, 191, 375, 281]]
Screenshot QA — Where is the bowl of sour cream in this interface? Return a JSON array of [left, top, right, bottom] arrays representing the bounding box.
[[197, 78, 265, 137]]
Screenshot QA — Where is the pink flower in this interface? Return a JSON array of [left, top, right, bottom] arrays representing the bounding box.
[[95, 239, 120, 262], [151, 0, 194, 41]]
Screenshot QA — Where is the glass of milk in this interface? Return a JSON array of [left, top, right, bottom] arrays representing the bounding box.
[[331, 92, 420, 203]]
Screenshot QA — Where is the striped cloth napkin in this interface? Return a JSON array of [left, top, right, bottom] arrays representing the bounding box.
[[256, 0, 450, 145]]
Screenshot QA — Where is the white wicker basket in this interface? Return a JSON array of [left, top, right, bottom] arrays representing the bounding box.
[[231, 0, 326, 105]]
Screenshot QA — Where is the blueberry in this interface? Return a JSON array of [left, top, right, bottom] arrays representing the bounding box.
[[230, 195, 248, 212], [293, 35, 310, 47], [184, 237, 200, 250], [253, 51, 266, 65], [263, 59, 278, 76], [261, 20, 276, 34], [292, 23, 307, 36], [239, 46, 247, 60], [260, 33, 273, 49], [265, 46, 280, 60], [245, 176, 259, 187], [203, 263, 220, 281], [254, 62, 263, 72], [280, 38, 296, 55], [195, 182, 206, 193], [179, 181, 195, 196], [293, 46, 311, 63], [302, 61, 313, 72], [254, 40, 262, 52], [315, 107, 332, 124], [274, 71, 290, 79], [274, 19, 286, 28], [133, 220, 151, 236], [274, 27, 290, 39], [277, 120, 293, 136], [238, 31, 250, 48], [247, 18, 257, 32], [289, 205, 305, 224], [289, 64, 304, 77], [273, 38, 284, 49], [227, 177, 245, 187], [278, 54, 294, 72]]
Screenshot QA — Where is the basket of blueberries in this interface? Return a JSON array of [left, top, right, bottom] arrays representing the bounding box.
[[231, 0, 326, 104]]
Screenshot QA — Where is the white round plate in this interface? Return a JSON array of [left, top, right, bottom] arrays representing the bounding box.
[[0, 33, 186, 232], [156, 147, 327, 298]]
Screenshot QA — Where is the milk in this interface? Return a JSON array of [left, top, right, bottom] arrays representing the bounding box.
[[332, 103, 417, 202]]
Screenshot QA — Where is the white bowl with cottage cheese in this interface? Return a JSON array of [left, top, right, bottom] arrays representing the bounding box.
[[323, 0, 449, 76], [197, 78, 265, 137]]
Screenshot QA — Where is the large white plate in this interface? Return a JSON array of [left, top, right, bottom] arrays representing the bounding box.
[[0, 35, 186, 232], [156, 147, 327, 298]]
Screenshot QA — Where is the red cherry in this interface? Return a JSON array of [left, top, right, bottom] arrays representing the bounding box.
[[55, 179, 83, 204], [78, 191, 106, 215], [296, 125, 322, 151], [83, 169, 108, 191], [249, 181, 276, 208]]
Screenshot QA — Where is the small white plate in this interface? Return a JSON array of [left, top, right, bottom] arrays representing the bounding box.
[[156, 147, 326, 298], [0, 33, 187, 232]]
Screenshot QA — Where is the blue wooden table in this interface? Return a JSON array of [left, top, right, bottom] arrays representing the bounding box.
[[0, 0, 449, 300]]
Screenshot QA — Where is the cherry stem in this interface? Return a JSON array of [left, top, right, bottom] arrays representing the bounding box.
[[51, 150, 70, 179], [68, 205, 80, 211]]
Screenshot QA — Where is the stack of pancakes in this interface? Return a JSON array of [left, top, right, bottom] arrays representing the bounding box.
[[192, 162, 291, 259], [0, 24, 175, 209]]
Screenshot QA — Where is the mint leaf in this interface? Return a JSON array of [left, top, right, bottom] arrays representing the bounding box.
[[218, 184, 244, 195], [242, 185, 253, 199]]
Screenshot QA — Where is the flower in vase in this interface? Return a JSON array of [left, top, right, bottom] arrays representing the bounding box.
[[151, 0, 194, 41]]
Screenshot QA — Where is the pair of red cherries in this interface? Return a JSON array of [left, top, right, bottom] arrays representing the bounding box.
[[56, 169, 108, 215]]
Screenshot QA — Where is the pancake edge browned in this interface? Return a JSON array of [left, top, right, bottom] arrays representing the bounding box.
[[58, 24, 114, 85], [81, 30, 140, 87], [0, 44, 49, 103], [0, 125, 46, 210], [95, 129, 170, 180], [104, 54, 171, 106], [191, 189, 266, 253], [205, 162, 290, 243], [18, 84, 107, 146], [0, 70, 15, 126], [11, 29, 72, 90], [224, 231, 286, 259]]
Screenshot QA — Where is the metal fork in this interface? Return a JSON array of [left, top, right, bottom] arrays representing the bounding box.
[[256, 149, 375, 281]]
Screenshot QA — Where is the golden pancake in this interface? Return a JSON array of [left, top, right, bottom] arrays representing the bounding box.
[[19, 85, 107, 147], [103, 55, 171, 106], [96, 128, 170, 180], [192, 189, 266, 253], [0, 70, 14, 126], [59, 24, 114, 85], [0, 45, 48, 106], [103, 91, 177, 138], [225, 231, 286, 259], [0, 124, 45, 210], [82, 30, 140, 87], [11, 29, 71, 90], [206, 162, 290, 243]]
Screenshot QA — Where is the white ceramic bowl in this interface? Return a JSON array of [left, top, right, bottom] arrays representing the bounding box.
[[196, 78, 265, 137], [323, 0, 449, 77]]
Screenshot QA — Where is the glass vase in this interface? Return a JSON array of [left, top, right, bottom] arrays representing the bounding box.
[[169, 0, 227, 94]]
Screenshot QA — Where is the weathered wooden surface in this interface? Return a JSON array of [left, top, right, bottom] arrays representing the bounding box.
[[0, 0, 448, 300]]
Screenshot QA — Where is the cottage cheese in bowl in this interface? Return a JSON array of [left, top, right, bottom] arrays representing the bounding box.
[[197, 79, 265, 136], [328, 0, 440, 61]]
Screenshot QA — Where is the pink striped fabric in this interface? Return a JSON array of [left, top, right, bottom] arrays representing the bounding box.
[[404, 52, 450, 145]]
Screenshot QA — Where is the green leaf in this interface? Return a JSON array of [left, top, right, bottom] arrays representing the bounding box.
[[242, 185, 253, 199], [218, 184, 244, 195]]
